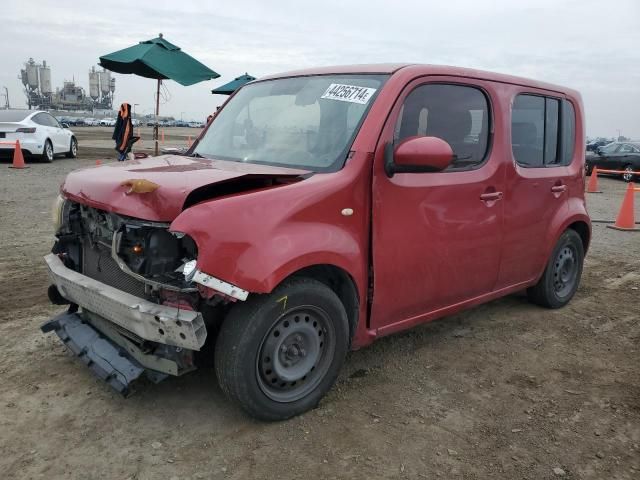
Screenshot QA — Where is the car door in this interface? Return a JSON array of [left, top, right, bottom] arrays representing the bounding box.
[[596, 142, 620, 169], [370, 79, 505, 332], [43, 113, 68, 152], [31, 113, 53, 151], [496, 91, 575, 289]]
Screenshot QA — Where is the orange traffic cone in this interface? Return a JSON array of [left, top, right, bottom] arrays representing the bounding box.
[[95, 159, 102, 166], [607, 182, 639, 231], [187, 135, 192, 148], [586, 166, 601, 193], [161, 128, 165, 144], [9, 140, 27, 169]]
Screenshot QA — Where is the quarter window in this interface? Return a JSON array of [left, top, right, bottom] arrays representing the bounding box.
[[394, 84, 491, 170], [512, 94, 576, 167]]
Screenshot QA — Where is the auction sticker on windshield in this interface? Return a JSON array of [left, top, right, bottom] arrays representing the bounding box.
[[321, 84, 377, 104]]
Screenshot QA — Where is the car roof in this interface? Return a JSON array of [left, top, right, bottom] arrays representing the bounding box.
[[257, 64, 576, 95], [0, 109, 38, 122]]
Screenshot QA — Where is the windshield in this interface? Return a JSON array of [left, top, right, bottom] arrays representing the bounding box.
[[195, 74, 388, 172]]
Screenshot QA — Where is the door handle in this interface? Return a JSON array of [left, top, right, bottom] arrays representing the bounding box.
[[480, 191, 503, 201], [551, 185, 567, 193]]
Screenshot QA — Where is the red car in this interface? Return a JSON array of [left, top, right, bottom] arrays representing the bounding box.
[[44, 64, 590, 420]]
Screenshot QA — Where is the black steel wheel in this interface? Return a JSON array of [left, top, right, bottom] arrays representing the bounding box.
[[527, 229, 584, 308], [215, 277, 349, 421], [257, 305, 335, 403]]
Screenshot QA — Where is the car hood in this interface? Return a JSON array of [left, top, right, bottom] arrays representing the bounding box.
[[62, 155, 310, 222]]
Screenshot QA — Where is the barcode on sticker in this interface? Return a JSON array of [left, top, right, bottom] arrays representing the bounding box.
[[320, 84, 377, 104]]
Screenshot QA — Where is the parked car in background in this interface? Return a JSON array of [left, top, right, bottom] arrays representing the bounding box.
[[0, 109, 77, 162], [43, 64, 589, 420], [585, 141, 640, 181], [586, 139, 612, 153], [99, 118, 117, 127]]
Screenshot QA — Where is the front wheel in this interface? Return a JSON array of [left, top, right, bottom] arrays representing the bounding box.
[[65, 137, 77, 158], [585, 162, 593, 176], [215, 277, 349, 421], [527, 229, 584, 309]]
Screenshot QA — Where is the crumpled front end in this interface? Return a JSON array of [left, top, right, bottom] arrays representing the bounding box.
[[42, 198, 238, 394]]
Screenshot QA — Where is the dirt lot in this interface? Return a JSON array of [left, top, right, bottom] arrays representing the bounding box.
[[1, 128, 639, 480]]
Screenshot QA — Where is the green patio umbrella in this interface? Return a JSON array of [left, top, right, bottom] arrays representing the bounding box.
[[211, 73, 256, 95], [99, 33, 220, 155]]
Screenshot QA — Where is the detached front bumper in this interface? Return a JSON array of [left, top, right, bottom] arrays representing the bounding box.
[[45, 253, 207, 350], [41, 311, 165, 396]]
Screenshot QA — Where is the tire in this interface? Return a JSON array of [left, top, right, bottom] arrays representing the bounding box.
[[215, 277, 349, 421], [65, 137, 78, 158], [585, 162, 593, 176], [527, 229, 584, 309], [622, 164, 635, 183], [41, 139, 54, 163]]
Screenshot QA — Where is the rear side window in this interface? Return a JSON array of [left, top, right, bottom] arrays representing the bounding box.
[[560, 100, 576, 164], [394, 83, 491, 170], [512, 94, 576, 167]]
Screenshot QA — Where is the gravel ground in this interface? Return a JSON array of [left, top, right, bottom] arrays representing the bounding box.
[[0, 128, 638, 479]]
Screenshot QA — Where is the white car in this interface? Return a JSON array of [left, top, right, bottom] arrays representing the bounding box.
[[100, 118, 116, 127], [0, 110, 77, 162]]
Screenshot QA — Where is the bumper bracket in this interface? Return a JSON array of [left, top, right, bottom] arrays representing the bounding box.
[[42, 311, 167, 396]]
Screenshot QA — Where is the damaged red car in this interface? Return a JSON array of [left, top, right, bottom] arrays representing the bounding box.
[[43, 64, 590, 420]]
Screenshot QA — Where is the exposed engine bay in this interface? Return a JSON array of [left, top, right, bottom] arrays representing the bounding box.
[[53, 201, 201, 304]]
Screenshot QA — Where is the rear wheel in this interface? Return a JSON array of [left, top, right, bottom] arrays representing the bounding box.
[[215, 277, 349, 421], [41, 140, 54, 163], [622, 164, 635, 182], [65, 137, 77, 158], [527, 229, 584, 309]]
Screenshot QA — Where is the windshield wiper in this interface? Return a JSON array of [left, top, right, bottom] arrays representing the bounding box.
[[189, 152, 206, 158]]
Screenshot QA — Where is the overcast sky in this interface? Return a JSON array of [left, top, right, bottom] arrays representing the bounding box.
[[2, 0, 639, 138]]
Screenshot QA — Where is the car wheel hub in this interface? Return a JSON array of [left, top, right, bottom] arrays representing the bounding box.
[[553, 246, 577, 297], [257, 306, 334, 402]]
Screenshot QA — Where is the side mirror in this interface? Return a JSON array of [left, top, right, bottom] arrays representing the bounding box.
[[385, 136, 453, 177], [62, 123, 70, 129]]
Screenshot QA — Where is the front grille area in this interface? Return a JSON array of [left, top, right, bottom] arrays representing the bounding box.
[[82, 241, 147, 298]]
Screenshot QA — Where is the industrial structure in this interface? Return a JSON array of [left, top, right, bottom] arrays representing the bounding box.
[[19, 59, 115, 111]]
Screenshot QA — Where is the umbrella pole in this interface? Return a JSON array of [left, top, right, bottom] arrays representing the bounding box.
[[154, 78, 161, 156]]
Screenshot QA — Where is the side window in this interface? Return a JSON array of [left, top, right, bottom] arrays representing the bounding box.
[[560, 100, 576, 165], [600, 143, 620, 154], [512, 94, 572, 167], [619, 144, 634, 154], [32, 113, 46, 126], [544, 98, 559, 164], [511, 95, 545, 167], [394, 83, 490, 170], [45, 114, 61, 128]]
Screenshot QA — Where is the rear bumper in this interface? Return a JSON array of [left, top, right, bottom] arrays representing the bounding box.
[[0, 138, 40, 155], [45, 253, 207, 350]]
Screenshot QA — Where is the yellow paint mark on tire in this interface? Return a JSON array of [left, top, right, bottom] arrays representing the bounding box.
[[276, 295, 288, 311]]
